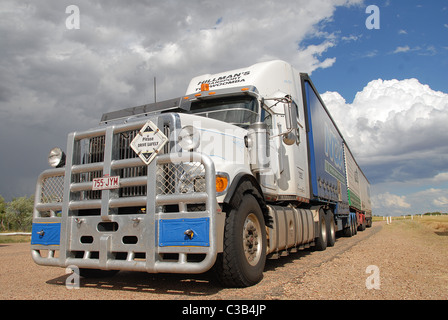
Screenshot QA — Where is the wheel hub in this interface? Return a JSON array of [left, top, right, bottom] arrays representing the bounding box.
[[243, 213, 262, 266]]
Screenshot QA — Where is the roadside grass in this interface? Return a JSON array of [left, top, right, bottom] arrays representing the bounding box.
[[0, 235, 31, 244], [417, 216, 448, 236], [381, 215, 448, 240]]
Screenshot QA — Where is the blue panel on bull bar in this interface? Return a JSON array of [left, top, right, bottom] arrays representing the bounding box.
[[159, 218, 210, 247], [31, 222, 61, 246]]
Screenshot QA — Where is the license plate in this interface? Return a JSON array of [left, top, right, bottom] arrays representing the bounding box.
[[92, 176, 120, 190]]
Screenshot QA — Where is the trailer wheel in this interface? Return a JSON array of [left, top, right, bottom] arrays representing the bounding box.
[[350, 216, 355, 236], [353, 216, 358, 235], [360, 221, 366, 231], [343, 214, 354, 237], [216, 194, 267, 287], [326, 210, 336, 247], [314, 208, 327, 251]]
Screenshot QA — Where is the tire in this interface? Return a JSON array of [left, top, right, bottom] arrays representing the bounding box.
[[314, 208, 327, 251], [357, 216, 366, 231], [343, 226, 351, 237], [325, 209, 336, 247], [215, 194, 267, 287], [343, 214, 354, 237]]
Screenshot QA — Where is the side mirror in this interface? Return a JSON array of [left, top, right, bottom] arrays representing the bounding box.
[[284, 98, 298, 131], [283, 98, 298, 145], [282, 131, 296, 145], [264, 94, 299, 146]]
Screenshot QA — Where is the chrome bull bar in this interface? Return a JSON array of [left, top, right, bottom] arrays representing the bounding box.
[[31, 117, 217, 274]]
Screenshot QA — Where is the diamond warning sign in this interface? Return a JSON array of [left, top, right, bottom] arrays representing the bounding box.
[[130, 121, 169, 165]]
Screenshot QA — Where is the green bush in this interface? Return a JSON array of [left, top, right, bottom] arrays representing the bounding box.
[[1, 195, 34, 232]]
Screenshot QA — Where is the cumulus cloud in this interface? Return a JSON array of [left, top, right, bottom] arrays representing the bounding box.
[[372, 188, 448, 215], [391, 45, 437, 56], [322, 80, 448, 215], [433, 196, 448, 207], [373, 192, 411, 209], [393, 45, 410, 53], [322, 78, 448, 184], [411, 188, 448, 213], [371, 191, 411, 216], [341, 34, 361, 42], [432, 172, 448, 183]]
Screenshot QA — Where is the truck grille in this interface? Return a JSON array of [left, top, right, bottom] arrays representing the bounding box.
[[34, 115, 181, 217], [156, 162, 206, 195], [71, 129, 150, 201], [40, 175, 64, 204]]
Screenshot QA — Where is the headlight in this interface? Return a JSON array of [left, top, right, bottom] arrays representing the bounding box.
[[178, 125, 200, 151], [48, 147, 66, 168]]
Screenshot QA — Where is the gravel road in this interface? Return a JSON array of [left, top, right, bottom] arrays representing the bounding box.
[[1, 219, 447, 300]]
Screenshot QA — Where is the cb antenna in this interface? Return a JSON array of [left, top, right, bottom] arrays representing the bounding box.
[[153, 76, 157, 103]]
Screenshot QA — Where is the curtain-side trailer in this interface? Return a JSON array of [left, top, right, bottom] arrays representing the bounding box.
[[343, 143, 371, 231]]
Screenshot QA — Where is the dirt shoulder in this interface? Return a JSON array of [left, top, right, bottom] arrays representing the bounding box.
[[282, 219, 448, 300], [1, 219, 447, 300]]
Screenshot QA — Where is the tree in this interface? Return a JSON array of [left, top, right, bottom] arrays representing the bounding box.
[[5, 196, 34, 231], [0, 195, 6, 231], [424, 212, 442, 216]]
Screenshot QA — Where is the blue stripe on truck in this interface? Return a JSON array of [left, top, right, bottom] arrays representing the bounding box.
[[31, 222, 61, 246], [159, 218, 210, 247]]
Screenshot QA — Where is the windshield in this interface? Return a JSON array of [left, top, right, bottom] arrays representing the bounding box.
[[189, 96, 258, 129]]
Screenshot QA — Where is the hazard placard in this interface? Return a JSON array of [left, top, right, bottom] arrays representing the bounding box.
[[130, 120, 169, 165]]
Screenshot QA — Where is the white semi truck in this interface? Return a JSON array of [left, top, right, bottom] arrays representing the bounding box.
[[31, 60, 372, 287]]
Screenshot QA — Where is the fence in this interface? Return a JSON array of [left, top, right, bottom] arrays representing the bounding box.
[[0, 232, 31, 236]]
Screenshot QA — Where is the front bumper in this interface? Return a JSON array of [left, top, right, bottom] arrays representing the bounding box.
[[31, 117, 218, 274]]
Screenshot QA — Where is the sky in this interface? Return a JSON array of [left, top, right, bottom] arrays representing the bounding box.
[[0, 0, 447, 216]]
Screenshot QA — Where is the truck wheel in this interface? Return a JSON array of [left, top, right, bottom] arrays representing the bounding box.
[[216, 194, 267, 287], [326, 209, 336, 247], [314, 208, 327, 251]]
